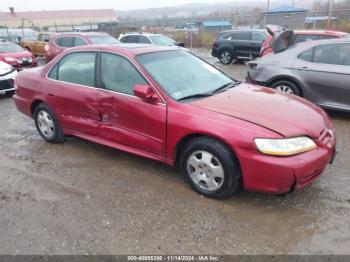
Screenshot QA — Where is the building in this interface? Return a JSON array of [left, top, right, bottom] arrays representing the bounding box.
[[259, 6, 308, 29], [0, 9, 118, 31], [201, 20, 232, 31]]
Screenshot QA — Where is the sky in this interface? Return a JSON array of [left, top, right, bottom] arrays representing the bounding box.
[[0, 0, 266, 12]]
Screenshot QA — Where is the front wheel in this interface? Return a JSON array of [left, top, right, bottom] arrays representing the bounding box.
[[219, 49, 236, 65], [34, 103, 64, 143], [180, 137, 241, 198]]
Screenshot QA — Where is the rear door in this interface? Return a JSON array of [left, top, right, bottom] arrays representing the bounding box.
[[251, 31, 267, 58], [46, 51, 100, 135], [227, 31, 252, 58], [293, 43, 350, 109]]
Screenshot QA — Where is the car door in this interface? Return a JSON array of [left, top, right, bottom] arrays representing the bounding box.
[[46, 51, 101, 135], [228, 31, 252, 58], [293, 43, 350, 109], [97, 52, 167, 156]]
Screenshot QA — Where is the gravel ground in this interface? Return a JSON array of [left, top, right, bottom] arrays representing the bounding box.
[[0, 51, 349, 255]]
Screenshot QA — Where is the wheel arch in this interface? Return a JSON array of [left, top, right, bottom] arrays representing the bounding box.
[[30, 99, 45, 117], [267, 75, 305, 97], [173, 133, 241, 171]]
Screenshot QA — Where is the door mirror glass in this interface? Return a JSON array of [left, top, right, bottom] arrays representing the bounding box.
[[133, 84, 160, 102]]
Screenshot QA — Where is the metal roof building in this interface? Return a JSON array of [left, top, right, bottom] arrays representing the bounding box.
[[201, 20, 232, 31], [259, 6, 308, 29]]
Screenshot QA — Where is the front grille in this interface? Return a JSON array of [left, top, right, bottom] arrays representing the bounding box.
[[0, 79, 14, 91]]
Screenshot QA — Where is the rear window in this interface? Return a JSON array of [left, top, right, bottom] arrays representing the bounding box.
[[55, 37, 74, 47], [225, 31, 251, 41]]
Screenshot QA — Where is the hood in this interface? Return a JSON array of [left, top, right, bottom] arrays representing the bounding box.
[[0, 51, 33, 59], [191, 84, 325, 138]]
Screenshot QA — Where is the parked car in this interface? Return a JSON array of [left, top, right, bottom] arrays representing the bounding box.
[[247, 37, 350, 112], [13, 44, 336, 198], [0, 61, 17, 96], [118, 33, 185, 47], [21, 32, 57, 56], [45, 32, 120, 62], [261, 26, 349, 57], [212, 29, 268, 64], [0, 41, 37, 70]]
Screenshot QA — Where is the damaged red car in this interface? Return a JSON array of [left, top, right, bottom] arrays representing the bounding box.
[[13, 44, 336, 198]]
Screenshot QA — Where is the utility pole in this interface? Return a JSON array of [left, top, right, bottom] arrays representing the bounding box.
[[263, 0, 270, 28], [292, 0, 295, 7], [327, 0, 334, 29]]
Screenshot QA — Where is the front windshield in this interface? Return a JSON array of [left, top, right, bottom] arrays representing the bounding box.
[[137, 50, 234, 101], [88, 36, 120, 45], [149, 35, 176, 46], [0, 42, 24, 53]]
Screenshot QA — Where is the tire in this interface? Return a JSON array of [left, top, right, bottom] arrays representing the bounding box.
[[270, 80, 301, 96], [180, 137, 241, 198], [34, 103, 64, 143], [219, 49, 236, 65]]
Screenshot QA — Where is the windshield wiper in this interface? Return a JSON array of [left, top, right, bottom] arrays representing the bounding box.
[[177, 93, 212, 102], [209, 81, 237, 95]]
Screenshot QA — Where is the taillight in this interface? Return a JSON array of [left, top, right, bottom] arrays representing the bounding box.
[[44, 44, 49, 52]]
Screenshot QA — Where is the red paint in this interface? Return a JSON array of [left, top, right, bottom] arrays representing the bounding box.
[[0, 50, 37, 69], [13, 45, 336, 195], [261, 30, 348, 57]]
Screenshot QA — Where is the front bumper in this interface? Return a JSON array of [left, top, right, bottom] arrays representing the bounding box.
[[0, 70, 17, 95], [236, 134, 336, 194]]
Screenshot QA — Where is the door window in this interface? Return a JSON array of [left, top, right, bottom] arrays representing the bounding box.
[[293, 35, 319, 44], [139, 36, 151, 44], [100, 53, 147, 95], [48, 52, 96, 87], [230, 31, 251, 40], [252, 32, 267, 42], [313, 44, 350, 66], [55, 37, 75, 47], [298, 48, 314, 62], [74, 37, 87, 46]]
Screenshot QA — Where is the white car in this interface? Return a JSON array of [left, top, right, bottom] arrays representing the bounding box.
[[118, 33, 185, 47], [0, 61, 17, 96]]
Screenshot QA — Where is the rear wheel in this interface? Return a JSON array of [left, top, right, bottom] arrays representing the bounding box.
[[270, 80, 301, 96], [180, 137, 241, 198], [34, 103, 64, 143], [219, 49, 236, 65]]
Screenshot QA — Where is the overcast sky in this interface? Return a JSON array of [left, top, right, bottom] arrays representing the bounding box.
[[0, 0, 267, 12]]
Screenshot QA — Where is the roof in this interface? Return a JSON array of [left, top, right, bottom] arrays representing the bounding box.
[[202, 21, 232, 27], [294, 30, 347, 37], [0, 9, 116, 21], [64, 44, 182, 56], [266, 6, 308, 14]]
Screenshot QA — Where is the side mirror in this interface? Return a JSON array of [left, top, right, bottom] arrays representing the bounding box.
[[133, 84, 160, 103]]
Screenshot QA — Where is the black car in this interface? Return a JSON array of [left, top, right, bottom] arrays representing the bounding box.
[[212, 29, 268, 64]]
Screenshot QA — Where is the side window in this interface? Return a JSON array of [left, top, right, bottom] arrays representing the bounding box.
[[229, 31, 251, 41], [252, 32, 266, 42], [100, 53, 147, 95], [74, 37, 87, 46], [139, 36, 151, 44], [126, 35, 140, 43], [38, 34, 43, 41], [42, 34, 50, 42], [120, 36, 128, 43], [48, 64, 58, 80], [55, 52, 96, 87], [293, 35, 319, 44], [313, 43, 350, 66], [298, 48, 314, 62], [56, 37, 75, 47]]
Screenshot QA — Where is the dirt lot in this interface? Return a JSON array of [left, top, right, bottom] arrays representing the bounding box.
[[0, 55, 350, 255]]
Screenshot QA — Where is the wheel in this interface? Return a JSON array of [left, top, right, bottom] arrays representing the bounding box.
[[34, 103, 64, 143], [270, 80, 301, 96], [180, 137, 241, 198], [219, 49, 236, 65]]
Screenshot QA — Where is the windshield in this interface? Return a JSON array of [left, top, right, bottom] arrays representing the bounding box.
[[137, 50, 234, 101], [0, 42, 24, 53], [88, 36, 120, 45], [149, 35, 176, 46]]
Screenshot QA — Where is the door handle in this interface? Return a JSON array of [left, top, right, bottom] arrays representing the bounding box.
[[296, 66, 311, 71]]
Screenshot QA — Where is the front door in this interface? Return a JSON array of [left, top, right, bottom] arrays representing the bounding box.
[[97, 52, 167, 157]]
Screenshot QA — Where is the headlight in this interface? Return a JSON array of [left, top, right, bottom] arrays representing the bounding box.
[[5, 57, 16, 62], [255, 137, 316, 156]]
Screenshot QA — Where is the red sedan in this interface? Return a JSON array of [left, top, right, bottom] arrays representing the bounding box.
[[0, 41, 37, 69], [13, 44, 336, 198]]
